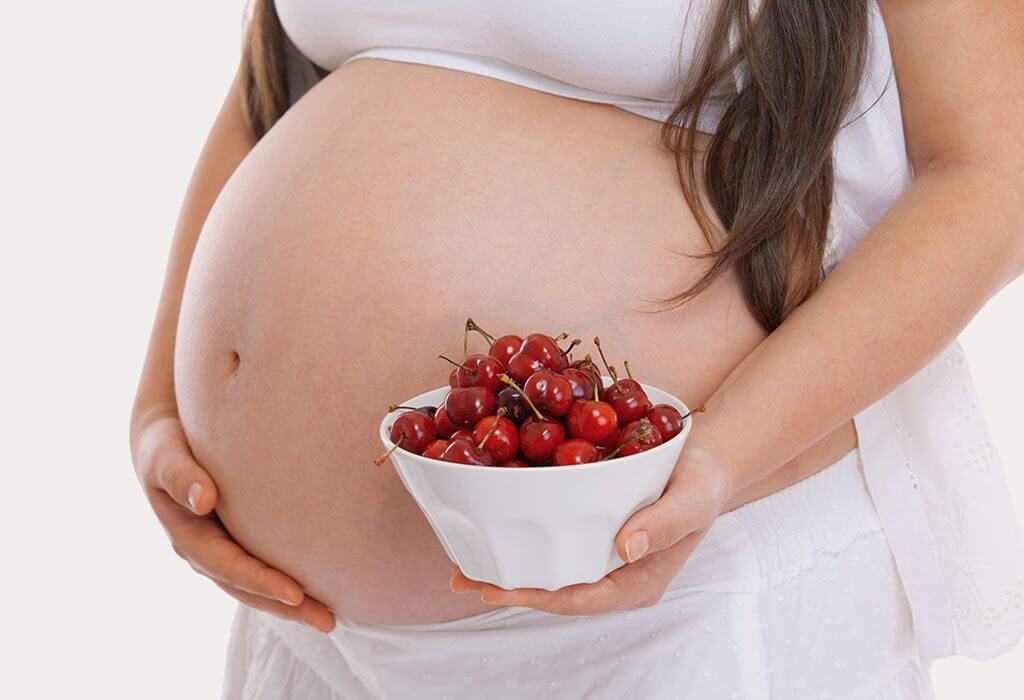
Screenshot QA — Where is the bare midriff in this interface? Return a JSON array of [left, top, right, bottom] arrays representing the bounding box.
[[175, 59, 856, 626]]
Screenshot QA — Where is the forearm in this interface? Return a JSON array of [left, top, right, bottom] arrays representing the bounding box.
[[700, 162, 1024, 494], [131, 69, 255, 435]]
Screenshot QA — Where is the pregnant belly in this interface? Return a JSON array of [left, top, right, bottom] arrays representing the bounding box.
[[175, 60, 854, 625]]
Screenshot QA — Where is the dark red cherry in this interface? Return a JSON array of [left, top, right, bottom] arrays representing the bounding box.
[[500, 459, 530, 468], [647, 404, 684, 441], [552, 439, 600, 466], [519, 414, 566, 464], [450, 429, 473, 442], [506, 352, 545, 384], [614, 418, 664, 457], [561, 368, 597, 402], [489, 335, 524, 369], [607, 387, 652, 425], [434, 405, 458, 438], [472, 413, 520, 463], [566, 399, 619, 444], [570, 355, 603, 388], [444, 386, 497, 428], [442, 438, 497, 466], [523, 370, 573, 417], [497, 386, 531, 424], [422, 439, 450, 460]]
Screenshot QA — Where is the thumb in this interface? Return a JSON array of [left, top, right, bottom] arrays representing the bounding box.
[[615, 464, 726, 563], [156, 437, 219, 516]]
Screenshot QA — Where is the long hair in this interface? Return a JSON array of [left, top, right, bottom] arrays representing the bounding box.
[[241, 0, 870, 331]]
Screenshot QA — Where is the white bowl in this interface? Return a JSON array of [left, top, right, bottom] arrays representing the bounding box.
[[379, 381, 691, 590]]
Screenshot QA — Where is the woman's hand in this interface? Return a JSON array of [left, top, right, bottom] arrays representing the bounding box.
[[450, 436, 734, 615], [131, 411, 336, 632]]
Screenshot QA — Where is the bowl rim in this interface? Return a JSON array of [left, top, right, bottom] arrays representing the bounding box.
[[378, 379, 692, 474]]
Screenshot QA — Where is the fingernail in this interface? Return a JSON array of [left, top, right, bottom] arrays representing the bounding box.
[[480, 595, 499, 606], [187, 482, 203, 512], [276, 595, 300, 607], [625, 530, 650, 562], [449, 575, 457, 593]]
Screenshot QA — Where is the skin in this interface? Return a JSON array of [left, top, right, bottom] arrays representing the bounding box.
[[131, 1, 1023, 628], [454, 0, 1024, 614]]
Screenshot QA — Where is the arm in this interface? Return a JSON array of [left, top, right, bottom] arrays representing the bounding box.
[[130, 66, 334, 632], [454, 0, 1024, 613]]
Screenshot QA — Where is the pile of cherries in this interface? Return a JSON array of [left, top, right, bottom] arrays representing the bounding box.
[[375, 320, 695, 468]]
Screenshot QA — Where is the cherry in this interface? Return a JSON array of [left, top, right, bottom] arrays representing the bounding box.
[[506, 333, 564, 382], [647, 404, 684, 441], [520, 415, 567, 464], [450, 429, 473, 441], [441, 438, 497, 466], [434, 405, 458, 438], [422, 439, 450, 460], [440, 354, 504, 393], [566, 398, 619, 444], [490, 335, 524, 369], [523, 370, 574, 417], [472, 410, 520, 463], [497, 385, 531, 424], [500, 459, 530, 468], [570, 354, 603, 388], [553, 439, 600, 466], [612, 418, 664, 457], [499, 374, 566, 464], [561, 367, 596, 402], [443, 386, 497, 428], [607, 387, 652, 425], [373, 411, 438, 465]]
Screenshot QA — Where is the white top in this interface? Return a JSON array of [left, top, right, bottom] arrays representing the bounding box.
[[275, 0, 1024, 661]]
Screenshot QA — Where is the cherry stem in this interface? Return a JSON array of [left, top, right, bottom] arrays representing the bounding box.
[[559, 338, 581, 359], [593, 379, 600, 402], [476, 408, 507, 450], [608, 365, 619, 384], [464, 319, 496, 357], [438, 354, 473, 371], [553, 332, 570, 342], [593, 337, 614, 378], [681, 404, 708, 421], [498, 374, 544, 421], [624, 361, 635, 381], [387, 404, 420, 413], [373, 433, 405, 466]]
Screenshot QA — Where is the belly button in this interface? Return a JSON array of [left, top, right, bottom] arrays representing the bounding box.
[[227, 350, 241, 377]]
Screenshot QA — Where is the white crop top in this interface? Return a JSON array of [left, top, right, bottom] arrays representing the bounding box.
[[271, 0, 1024, 662]]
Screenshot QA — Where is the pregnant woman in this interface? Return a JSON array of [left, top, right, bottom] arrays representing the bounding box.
[[130, 1, 1024, 697]]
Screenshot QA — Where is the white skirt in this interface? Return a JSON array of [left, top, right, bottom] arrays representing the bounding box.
[[222, 449, 934, 699]]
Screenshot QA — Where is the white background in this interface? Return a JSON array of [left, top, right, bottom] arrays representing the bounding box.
[[2, 2, 1021, 697]]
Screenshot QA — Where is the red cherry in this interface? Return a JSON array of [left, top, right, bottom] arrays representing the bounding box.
[[443, 386, 497, 428], [472, 414, 520, 463], [500, 459, 530, 468], [388, 412, 437, 454], [566, 399, 619, 444], [561, 367, 596, 402], [570, 355, 603, 388], [450, 429, 473, 441], [614, 418, 664, 457], [507, 333, 563, 382], [442, 438, 497, 466], [489, 335, 524, 369], [422, 439, 450, 460], [441, 353, 504, 393], [523, 370, 574, 417], [607, 387, 652, 425], [519, 414, 566, 464], [552, 439, 600, 466], [434, 405, 458, 438], [647, 404, 684, 441]]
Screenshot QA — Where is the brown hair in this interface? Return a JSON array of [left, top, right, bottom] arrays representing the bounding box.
[[242, 0, 870, 331]]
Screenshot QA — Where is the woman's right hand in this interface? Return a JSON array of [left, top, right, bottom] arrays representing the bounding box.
[[131, 410, 336, 632]]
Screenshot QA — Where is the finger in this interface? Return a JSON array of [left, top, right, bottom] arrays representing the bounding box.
[[152, 439, 219, 516], [213, 581, 336, 633], [480, 534, 704, 615], [450, 567, 487, 594], [616, 465, 724, 562], [152, 490, 305, 606]]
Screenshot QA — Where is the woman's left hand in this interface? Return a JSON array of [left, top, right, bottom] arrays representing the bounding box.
[[450, 437, 734, 615]]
